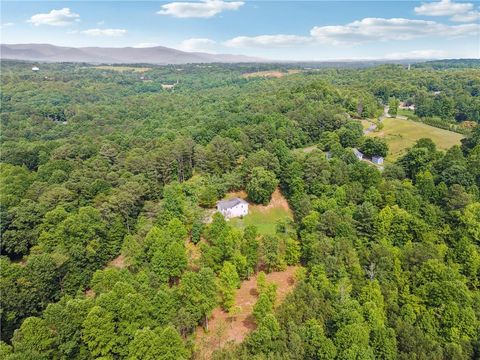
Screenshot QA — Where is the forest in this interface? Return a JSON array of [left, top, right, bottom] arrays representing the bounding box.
[[1, 59, 479, 359]]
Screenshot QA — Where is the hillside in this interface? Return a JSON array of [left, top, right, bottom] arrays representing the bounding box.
[[0, 43, 263, 64], [1, 61, 479, 360]]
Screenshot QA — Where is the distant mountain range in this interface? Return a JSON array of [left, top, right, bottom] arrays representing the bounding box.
[[0, 43, 264, 64]]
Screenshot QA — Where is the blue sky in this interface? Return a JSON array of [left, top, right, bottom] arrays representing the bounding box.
[[1, 0, 479, 60]]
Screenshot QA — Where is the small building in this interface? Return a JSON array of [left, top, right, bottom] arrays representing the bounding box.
[[217, 198, 248, 219], [325, 151, 332, 160], [32, 66, 40, 71], [353, 148, 364, 160], [372, 155, 384, 165], [399, 102, 415, 111]]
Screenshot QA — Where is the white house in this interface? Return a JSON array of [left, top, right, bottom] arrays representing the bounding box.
[[32, 66, 40, 71], [372, 155, 384, 165], [353, 148, 364, 160], [217, 198, 248, 219]]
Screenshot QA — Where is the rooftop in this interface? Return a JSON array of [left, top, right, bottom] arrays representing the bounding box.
[[217, 197, 248, 210]]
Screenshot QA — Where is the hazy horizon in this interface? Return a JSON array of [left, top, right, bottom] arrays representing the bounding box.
[[1, 0, 479, 61]]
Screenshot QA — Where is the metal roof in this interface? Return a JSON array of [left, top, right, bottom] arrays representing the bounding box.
[[217, 197, 248, 210]]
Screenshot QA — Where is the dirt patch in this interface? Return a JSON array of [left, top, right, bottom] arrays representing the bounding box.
[[85, 289, 96, 298], [225, 188, 292, 216], [225, 190, 248, 199], [107, 254, 126, 269], [242, 70, 301, 79], [253, 188, 292, 216], [195, 266, 299, 359]]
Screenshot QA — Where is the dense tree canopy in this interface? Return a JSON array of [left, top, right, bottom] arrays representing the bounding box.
[[1, 59, 479, 359]]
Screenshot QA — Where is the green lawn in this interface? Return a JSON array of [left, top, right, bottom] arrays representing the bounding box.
[[93, 66, 151, 73], [397, 108, 415, 117], [229, 206, 292, 235], [368, 117, 465, 161]]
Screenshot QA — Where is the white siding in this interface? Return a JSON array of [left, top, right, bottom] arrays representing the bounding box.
[[219, 203, 248, 219]]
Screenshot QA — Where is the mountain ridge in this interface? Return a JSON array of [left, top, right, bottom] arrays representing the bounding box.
[[0, 43, 265, 64]]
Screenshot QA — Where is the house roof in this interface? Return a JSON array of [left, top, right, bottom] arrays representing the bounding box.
[[217, 197, 248, 210], [353, 148, 363, 157]]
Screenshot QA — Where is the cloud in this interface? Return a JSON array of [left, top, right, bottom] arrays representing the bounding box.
[[310, 17, 480, 45], [450, 10, 480, 22], [80, 28, 127, 37], [224, 34, 311, 48], [223, 17, 479, 49], [27, 8, 80, 26], [133, 42, 160, 48], [384, 49, 447, 60], [179, 38, 216, 52], [0, 22, 14, 29], [157, 0, 244, 18], [414, 0, 473, 16]]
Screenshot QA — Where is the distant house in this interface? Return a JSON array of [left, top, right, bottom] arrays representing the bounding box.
[[399, 102, 415, 111], [217, 198, 248, 219], [353, 148, 364, 160], [161, 80, 179, 90], [325, 151, 332, 160], [32, 66, 40, 71], [372, 156, 384, 165]]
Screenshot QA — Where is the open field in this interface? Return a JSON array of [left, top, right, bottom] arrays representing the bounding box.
[[227, 189, 293, 235], [195, 266, 299, 359], [368, 117, 465, 161], [92, 66, 151, 72], [397, 108, 415, 118], [242, 69, 301, 78]]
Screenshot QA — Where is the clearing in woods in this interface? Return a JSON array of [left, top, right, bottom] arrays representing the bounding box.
[[195, 266, 299, 359], [227, 188, 293, 235], [242, 69, 302, 78], [367, 117, 465, 161], [92, 66, 151, 72]]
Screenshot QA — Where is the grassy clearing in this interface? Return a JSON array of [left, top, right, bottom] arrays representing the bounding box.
[[93, 66, 151, 73], [397, 108, 415, 117], [226, 189, 293, 235], [368, 117, 465, 161], [242, 69, 301, 79]]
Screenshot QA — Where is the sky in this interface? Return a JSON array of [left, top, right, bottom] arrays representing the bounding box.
[[1, 0, 479, 60]]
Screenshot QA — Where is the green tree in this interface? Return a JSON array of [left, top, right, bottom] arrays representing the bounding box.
[[157, 326, 189, 360], [302, 319, 337, 360], [11, 317, 55, 359], [151, 242, 187, 284], [246, 167, 279, 205], [360, 138, 388, 158], [82, 306, 117, 358], [218, 261, 240, 311]]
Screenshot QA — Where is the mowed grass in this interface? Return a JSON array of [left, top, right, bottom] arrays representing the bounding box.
[[368, 117, 464, 161], [242, 69, 302, 79], [230, 207, 292, 235], [227, 189, 293, 235], [93, 66, 151, 73]]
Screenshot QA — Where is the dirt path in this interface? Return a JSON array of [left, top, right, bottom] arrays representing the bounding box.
[[107, 254, 126, 269], [195, 266, 299, 359]]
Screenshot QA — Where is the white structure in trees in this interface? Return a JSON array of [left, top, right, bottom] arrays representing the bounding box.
[[217, 198, 248, 219]]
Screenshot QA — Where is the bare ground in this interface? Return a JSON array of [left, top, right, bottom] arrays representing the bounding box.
[[226, 188, 292, 216], [107, 254, 126, 269], [195, 266, 298, 359]]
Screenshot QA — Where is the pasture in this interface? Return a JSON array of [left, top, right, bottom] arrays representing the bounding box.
[[368, 117, 465, 160], [227, 189, 293, 235], [92, 66, 151, 72]]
